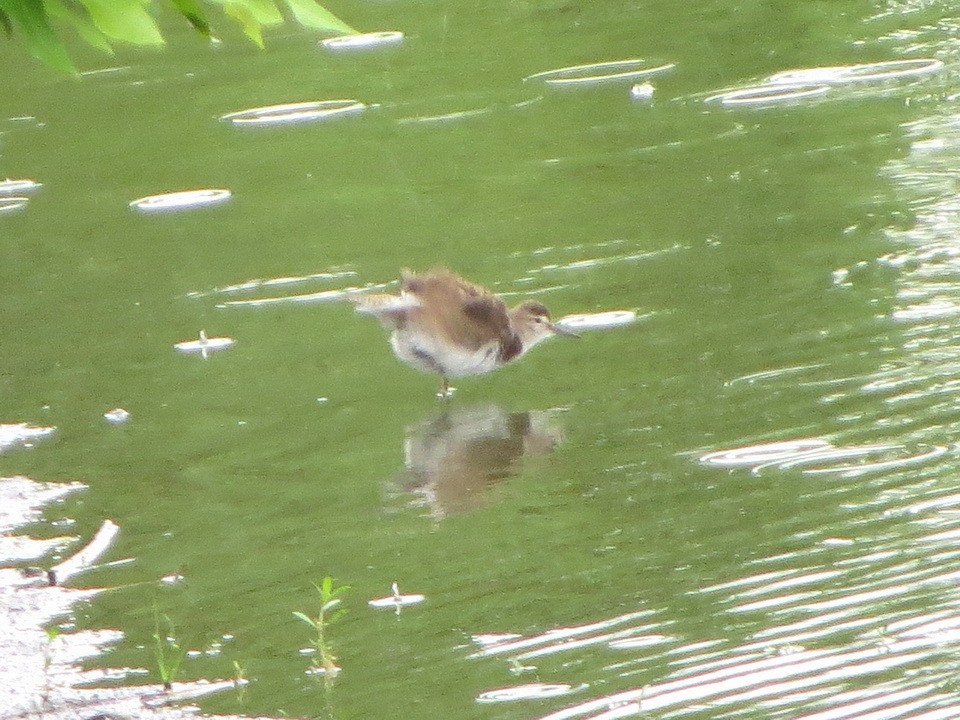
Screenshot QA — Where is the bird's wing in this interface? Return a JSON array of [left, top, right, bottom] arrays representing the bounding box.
[[400, 268, 515, 350], [351, 293, 420, 330], [461, 296, 511, 335]]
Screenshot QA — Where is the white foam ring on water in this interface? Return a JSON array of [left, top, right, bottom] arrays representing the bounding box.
[[129, 189, 231, 213], [556, 310, 638, 331], [320, 31, 403, 51], [766, 59, 944, 86], [0, 179, 41, 195], [220, 100, 367, 126], [702, 58, 942, 110], [524, 59, 676, 87], [705, 83, 831, 107], [699, 438, 949, 477], [0, 197, 29, 213]]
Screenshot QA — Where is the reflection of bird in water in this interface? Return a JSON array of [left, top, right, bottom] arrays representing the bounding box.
[[352, 268, 577, 396], [393, 404, 564, 518]]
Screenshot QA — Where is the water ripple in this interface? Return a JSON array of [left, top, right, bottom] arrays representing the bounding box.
[[699, 438, 949, 477]]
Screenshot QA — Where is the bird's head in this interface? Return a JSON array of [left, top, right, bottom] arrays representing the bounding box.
[[513, 301, 579, 348]]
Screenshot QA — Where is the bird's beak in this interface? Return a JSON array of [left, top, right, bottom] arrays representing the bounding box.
[[548, 321, 581, 339]]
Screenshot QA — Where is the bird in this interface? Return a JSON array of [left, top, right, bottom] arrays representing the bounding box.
[[352, 268, 578, 396]]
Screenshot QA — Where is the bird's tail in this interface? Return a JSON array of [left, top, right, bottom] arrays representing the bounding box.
[[351, 292, 422, 329]]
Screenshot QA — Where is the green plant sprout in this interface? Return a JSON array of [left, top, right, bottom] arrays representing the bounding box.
[[232, 660, 248, 704], [152, 604, 186, 690], [293, 576, 349, 678], [42, 624, 61, 709]]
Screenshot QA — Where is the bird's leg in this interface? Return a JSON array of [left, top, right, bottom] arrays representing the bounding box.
[[436, 376, 455, 400]]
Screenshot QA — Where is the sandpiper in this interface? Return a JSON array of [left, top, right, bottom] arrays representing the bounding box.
[[353, 268, 577, 396]]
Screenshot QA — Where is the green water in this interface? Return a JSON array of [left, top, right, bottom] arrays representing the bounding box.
[[4, 0, 960, 717]]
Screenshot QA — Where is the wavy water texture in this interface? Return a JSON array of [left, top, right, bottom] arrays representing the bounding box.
[[464, 450, 960, 719]]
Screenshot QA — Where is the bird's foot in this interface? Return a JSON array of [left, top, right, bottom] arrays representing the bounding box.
[[436, 381, 456, 400]]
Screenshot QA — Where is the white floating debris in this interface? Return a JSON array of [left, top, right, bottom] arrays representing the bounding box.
[[476, 683, 576, 703], [48, 519, 121, 586], [0, 423, 56, 452], [508, 659, 538, 675], [0, 178, 42, 195], [129, 188, 232, 214], [557, 310, 638, 331], [103, 408, 131, 425], [525, 59, 675, 87], [766, 58, 943, 86], [174, 330, 235, 359], [220, 100, 367, 127], [321, 31, 404, 51], [368, 582, 425, 610], [630, 82, 655, 101], [705, 83, 830, 107]]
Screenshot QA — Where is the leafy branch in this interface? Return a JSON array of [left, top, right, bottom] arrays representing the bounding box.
[[0, 0, 358, 73]]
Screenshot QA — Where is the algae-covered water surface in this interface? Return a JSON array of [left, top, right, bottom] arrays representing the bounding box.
[[5, 0, 960, 718]]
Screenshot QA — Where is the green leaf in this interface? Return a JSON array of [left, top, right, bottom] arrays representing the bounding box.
[[282, 0, 356, 35], [46, 0, 113, 54], [0, 0, 76, 73], [215, 0, 282, 26], [78, 0, 164, 45], [321, 598, 341, 613], [221, 0, 264, 47], [292, 611, 317, 628], [169, 0, 210, 35]]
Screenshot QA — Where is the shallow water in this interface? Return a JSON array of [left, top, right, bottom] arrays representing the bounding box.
[[4, 0, 960, 717]]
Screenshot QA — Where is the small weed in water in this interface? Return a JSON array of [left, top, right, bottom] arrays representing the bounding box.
[[41, 624, 61, 709], [232, 660, 248, 704], [152, 604, 186, 690], [293, 576, 349, 678]]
